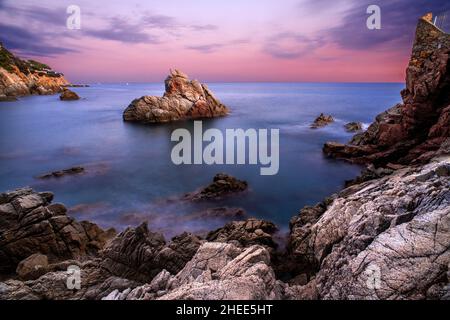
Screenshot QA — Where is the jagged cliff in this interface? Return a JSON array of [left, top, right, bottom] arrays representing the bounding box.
[[0, 43, 69, 101], [324, 15, 450, 166]]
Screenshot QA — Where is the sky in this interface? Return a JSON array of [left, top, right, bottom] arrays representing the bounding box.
[[0, 0, 449, 83]]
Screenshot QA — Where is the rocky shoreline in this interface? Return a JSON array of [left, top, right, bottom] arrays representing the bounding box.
[[0, 15, 449, 300]]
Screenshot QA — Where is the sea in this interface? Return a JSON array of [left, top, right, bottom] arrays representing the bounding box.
[[0, 82, 404, 237]]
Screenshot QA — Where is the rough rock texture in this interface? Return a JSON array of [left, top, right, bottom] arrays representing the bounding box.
[[324, 17, 450, 166], [0, 43, 68, 99], [0, 188, 113, 274], [184, 173, 248, 201], [311, 113, 334, 128], [288, 157, 450, 300], [207, 219, 278, 250], [103, 243, 284, 300], [16, 254, 49, 280], [123, 69, 229, 123], [60, 88, 80, 101], [101, 223, 202, 282]]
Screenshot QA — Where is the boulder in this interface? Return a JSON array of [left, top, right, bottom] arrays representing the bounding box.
[[37, 166, 84, 179], [123, 69, 229, 123], [59, 88, 80, 101], [311, 113, 334, 128], [344, 122, 363, 132], [184, 173, 248, 201], [206, 218, 278, 249], [16, 254, 49, 280]]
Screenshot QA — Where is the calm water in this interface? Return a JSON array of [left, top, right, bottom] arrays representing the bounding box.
[[0, 83, 403, 236]]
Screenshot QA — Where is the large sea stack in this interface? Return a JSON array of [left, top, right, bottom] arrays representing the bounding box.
[[0, 43, 69, 100], [123, 69, 229, 123], [324, 14, 450, 166]]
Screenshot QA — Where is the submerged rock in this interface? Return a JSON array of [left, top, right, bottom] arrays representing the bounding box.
[[311, 113, 334, 128], [37, 166, 84, 179], [344, 122, 363, 132], [59, 88, 80, 101], [184, 173, 248, 201], [123, 69, 229, 123]]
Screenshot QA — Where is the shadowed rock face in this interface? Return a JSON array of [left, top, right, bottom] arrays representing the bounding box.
[[123, 69, 229, 123], [184, 173, 248, 201], [324, 17, 450, 166]]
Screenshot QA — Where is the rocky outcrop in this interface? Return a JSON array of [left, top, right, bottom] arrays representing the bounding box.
[[287, 157, 450, 300], [123, 69, 229, 123], [0, 188, 113, 274], [311, 113, 334, 128], [344, 122, 363, 132], [206, 219, 278, 250], [184, 173, 248, 201], [37, 166, 85, 179], [0, 43, 69, 99], [103, 243, 284, 300], [324, 16, 450, 166], [60, 88, 80, 101]]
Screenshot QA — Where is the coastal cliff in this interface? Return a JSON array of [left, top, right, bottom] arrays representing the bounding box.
[[123, 69, 229, 123], [0, 43, 69, 101], [324, 16, 450, 166]]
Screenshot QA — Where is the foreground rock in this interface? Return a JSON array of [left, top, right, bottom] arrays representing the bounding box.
[[184, 173, 248, 201], [37, 166, 84, 179], [0, 188, 113, 273], [311, 113, 334, 128], [104, 243, 284, 300], [287, 157, 450, 299], [123, 69, 229, 123], [0, 43, 68, 99], [324, 15, 450, 166], [60, 88, 80, 101]]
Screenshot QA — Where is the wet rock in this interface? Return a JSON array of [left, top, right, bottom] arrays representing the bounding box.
[[311, 113, 334, 128], [37, 166, 84, 179], [184, 173, 248, 201], [344, 122, 363, 132], [123, 69, 229, 123], [59, 88, 80, 101]]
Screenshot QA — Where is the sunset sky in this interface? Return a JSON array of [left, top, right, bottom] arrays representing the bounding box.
[[1, 0, 449, 83]]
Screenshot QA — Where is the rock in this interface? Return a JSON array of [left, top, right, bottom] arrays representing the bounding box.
[[59, 88, 80, 101], [105, 243, 285, 300], [184, 173, 248, 201], [16, 254, 48, 280], [0, 43, 68, 98], [286, 157, 450, 300], [123, 69, 229, 123], [324, 17, 450, 166], [311, 113, 334, 128], [206, 219, 278, 249], [37, 166, 84, 179], [344, 122, 363, 132], [0, 188, 111, 273]]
